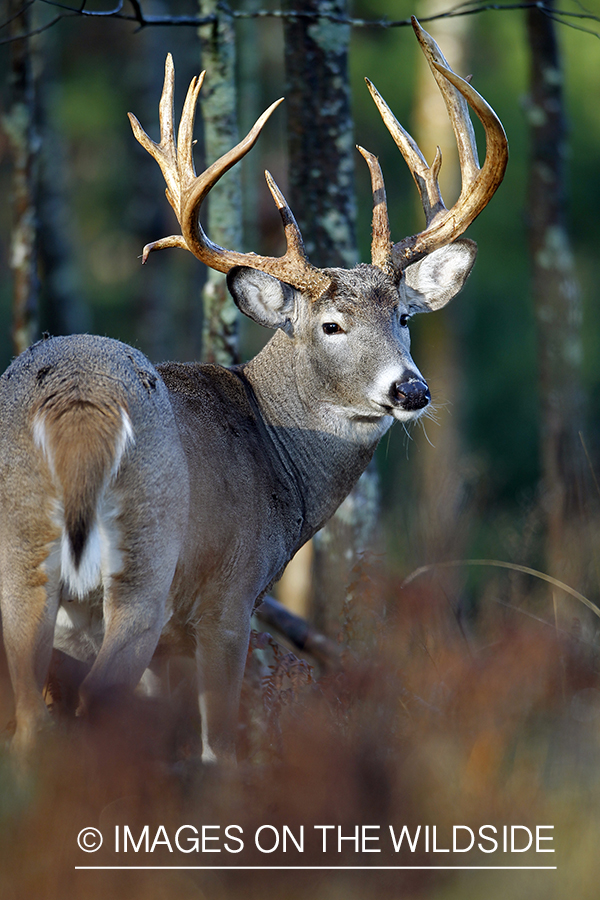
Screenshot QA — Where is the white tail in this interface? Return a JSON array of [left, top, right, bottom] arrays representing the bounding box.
[[0, 19, 507, 764]]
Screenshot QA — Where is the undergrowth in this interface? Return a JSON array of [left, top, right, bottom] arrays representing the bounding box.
[[1, 561, 599, 899]]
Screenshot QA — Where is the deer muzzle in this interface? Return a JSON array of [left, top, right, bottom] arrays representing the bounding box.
[[392, 378, 431, 412]]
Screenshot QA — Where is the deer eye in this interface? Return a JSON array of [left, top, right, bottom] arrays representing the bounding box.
[[400, 314, 410, 327], [322, 322, 344, 335]]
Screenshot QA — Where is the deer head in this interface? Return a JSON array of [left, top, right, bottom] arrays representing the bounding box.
[[128, 19, 506, 426]]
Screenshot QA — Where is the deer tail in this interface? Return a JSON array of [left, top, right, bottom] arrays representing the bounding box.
[[32, 391, 134, 596]]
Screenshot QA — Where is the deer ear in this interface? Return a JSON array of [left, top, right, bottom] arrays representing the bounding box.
[[227, 267, 297, 334], [404, 239, 477, 313]]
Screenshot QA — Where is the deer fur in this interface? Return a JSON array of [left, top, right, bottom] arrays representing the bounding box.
[[0, 250, 477, 762]]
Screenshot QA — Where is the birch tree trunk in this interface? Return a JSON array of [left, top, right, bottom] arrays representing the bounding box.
[[4, 0, 39, 355], [197, 0, 241, 365], [526, 2, 585, 588]]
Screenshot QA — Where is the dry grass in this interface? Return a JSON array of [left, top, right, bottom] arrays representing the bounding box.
[[1, 563, 600, 900]]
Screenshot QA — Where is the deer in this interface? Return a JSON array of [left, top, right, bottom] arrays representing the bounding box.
[[0, 18, 507, 765]]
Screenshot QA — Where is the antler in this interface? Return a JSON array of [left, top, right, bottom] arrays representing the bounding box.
[[128, 54, 331, 298], [362, 17, 508, 275], [132, 26, 506, 294]]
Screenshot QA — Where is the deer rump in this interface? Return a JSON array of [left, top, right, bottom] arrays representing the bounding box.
[[0, 332, 320, 763]]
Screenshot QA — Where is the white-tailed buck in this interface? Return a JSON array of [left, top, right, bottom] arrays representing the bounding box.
[[0, 19, 507, 763]]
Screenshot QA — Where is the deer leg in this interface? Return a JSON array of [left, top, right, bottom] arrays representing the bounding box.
[[0, 445, 66, 760], [195, 609, 253, 765], [0, 559, 61, 759], [76, 578, 171, 716], [137, 658, 166, 699], [75, 468, 186, 714]]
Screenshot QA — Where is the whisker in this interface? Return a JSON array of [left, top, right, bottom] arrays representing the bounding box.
[[402, 421, 414, 459], [422, 404, 441, 426], [418, 415, 436, 448]]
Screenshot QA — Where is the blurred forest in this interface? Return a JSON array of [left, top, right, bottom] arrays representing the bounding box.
[[1, 0, 600, 581], [1, 2, 600, 899]]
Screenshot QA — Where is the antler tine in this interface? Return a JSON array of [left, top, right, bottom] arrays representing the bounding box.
[[262, 171, 332, 295], [364, 80, 446, 229], [128, 54, 189, 216], [394, 17, 507, 267], [129, 56, 332, 299], [264, 171, 307, 261], [366, 17, 508, 273], [177, 70, 204, 188], [179, 96, 285, 264], [412, 18, 480, 190], [157, 53, 175, 149], [356, 146, 393, 275], [392, 54, 508, 268]]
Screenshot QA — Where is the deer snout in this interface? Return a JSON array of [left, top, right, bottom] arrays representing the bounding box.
[[392, 378, 431, 411]]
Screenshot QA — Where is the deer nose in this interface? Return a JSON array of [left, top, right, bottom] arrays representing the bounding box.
[[392, 378, 431, 411]]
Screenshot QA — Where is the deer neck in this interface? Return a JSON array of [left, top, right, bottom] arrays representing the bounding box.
[[241, 329, 390, 539]]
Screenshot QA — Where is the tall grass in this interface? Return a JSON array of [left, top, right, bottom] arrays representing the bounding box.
[[1, 559, 599, 899]]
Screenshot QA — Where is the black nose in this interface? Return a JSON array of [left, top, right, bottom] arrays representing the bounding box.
[[392, 379, 431, 411]]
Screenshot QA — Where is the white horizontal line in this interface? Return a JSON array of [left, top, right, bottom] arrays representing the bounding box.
[[75, 866, 558, 871]]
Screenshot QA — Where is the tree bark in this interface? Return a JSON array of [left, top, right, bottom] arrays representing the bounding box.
[[4, 0, 39, 355], [283, 0, 357, 268], [526, 2, 585, 585], [197, 0, 241, 365], [282, 0, 380, 634]]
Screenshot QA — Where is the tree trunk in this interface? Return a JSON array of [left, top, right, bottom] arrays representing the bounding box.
[[197, 0, 241, 365], [283, 0, 357, 268], [4, 0, 39, 355], [412, 0, 472, 566], [283, 0, 379, 635], [526, 1, 585, 587]]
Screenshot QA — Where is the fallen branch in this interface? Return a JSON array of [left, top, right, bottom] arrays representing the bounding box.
[[255, 596, 342, 670]]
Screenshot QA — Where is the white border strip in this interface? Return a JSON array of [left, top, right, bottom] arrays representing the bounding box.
[[75, 865, 557, 871]]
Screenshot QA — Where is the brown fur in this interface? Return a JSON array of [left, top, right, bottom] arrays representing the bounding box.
[[34, 390, 128, 568]]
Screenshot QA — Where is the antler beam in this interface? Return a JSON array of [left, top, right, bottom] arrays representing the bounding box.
[[131, 21, 507, 294], [363, 16, 508, 274], [128, 54, 331, 298]]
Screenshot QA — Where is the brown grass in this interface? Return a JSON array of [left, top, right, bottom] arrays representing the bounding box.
[[1, 564, 599, 900]]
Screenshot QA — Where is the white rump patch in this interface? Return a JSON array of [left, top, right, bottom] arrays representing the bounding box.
[[61, 484, 128, 601], [32, 412, 54, 474], [61, 521, 102, 598], [112, 408, 135, 477], [60, 491, 126, 600]]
